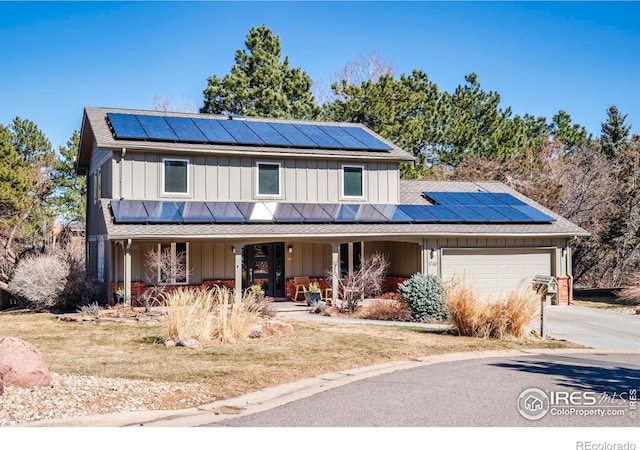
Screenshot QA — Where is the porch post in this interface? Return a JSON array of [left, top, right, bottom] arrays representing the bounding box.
[[124, 239, 132, 306], [331, 243, 340, 304], [233, 245, 244, 302], [113, 242, 119, 306]]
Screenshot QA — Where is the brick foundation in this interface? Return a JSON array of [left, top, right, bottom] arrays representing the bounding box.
[[557, 275, 571, 305], [285, 276, 409, 301], [111, 280, 236, 307]]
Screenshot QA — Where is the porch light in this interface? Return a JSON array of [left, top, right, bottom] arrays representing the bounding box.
[[288, 245, 293, 254]]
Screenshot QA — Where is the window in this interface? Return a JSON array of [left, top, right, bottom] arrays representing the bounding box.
[[257, 162, 281, 197], [93, 168, 101, 205], [163, 159, 189, 195], [157, 242, 188, 284], [342, 165, 364, 198]]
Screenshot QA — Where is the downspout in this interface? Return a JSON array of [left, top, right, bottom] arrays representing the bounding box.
[[120, 147, 126, 199]]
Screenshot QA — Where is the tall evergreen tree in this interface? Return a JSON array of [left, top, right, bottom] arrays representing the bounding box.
[[600, 105, 630, 159], [201, 25, 319, 119], [52, 131, 85, 225]]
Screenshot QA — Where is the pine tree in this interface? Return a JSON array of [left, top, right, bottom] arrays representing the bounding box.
[[201, 25, 319, 119], [600, 105, 630, 159], [52, 131, 85, 225]]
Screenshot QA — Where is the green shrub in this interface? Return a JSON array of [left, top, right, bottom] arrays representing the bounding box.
[[398, 273, 448, 321]]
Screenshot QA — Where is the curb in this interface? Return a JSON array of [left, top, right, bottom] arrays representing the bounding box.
[[21, 348, 640, 427]]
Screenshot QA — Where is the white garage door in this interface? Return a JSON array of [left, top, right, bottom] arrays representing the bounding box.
[[441, 249, 552, 299]]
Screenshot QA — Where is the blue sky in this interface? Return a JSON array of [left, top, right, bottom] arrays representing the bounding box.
[[1, 1, 639, 150]]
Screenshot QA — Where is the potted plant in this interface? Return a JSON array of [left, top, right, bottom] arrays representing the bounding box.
[[250, 283, 265, 300], [305, 282, 321, 306], [114, 286, 125, 304]]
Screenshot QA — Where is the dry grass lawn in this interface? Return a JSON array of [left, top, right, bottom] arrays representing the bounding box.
[[0, 310, 579, 401]]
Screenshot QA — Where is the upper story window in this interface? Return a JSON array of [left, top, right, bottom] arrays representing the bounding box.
[[163, 158, 189, 195], [342, 165, 364, 198], [257, 162, 281, 197]]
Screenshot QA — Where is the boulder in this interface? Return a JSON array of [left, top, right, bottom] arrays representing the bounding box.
[[261, 321, 293, 338], [0, 337, 51, 388], [247, 322, 263, 339]]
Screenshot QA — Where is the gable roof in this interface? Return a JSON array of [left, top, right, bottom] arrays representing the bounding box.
[[77, 107, 414, 172]]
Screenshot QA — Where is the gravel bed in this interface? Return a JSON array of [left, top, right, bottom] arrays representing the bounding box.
[[0, 373, 219, 426]]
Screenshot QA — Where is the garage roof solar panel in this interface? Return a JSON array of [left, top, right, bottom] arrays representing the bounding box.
[[444, 205, 487, 222], [514, 205, 555, 222], [137, 115, 177, 141], [373, 204, 414, 222], [107, 113, 148, 140], [111, 200, 148, 223], [165, 117, 207, 142], [273, 203, 305, 222], [268, 123, 316, 147], [143, 201, 182, 223], [466, 205, 511, 222], [490, 205, 535, 222], [397, 205, 438, 222], [320, 126, 369, 149], [491, 192, 528, 206], [294, 203, 334, 222], [355, 204, 388, 222], [423, 192, 461, 206]]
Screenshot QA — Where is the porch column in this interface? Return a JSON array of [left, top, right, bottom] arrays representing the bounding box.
[[420, 241, 428, 274], [233, 245, 244, 302], [112, 242, 119, 306], [123, 239, 132, 306], [331, 243, 340, 304]]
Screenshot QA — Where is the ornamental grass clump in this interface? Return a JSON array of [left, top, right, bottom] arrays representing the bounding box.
[[445, 279, 538, 339], [398, 273, 448, 322], [164, 285, 274, 344]]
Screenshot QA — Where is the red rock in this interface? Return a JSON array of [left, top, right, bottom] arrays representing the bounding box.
[[0, 337, 51, 388], [261, 321, 293, 338]]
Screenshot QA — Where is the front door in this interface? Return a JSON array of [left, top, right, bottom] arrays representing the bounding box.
[[245, 242, 285, 298]]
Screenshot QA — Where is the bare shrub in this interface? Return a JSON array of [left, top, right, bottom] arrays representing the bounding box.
[[59, 241, 102, 310], [326, 252, 389, 313], [354, 299, 412, 322], [164, 286, 273, 344], [141, 247, 189, 308], [446, 279, 538, 339], [9, 252, 70, 309]]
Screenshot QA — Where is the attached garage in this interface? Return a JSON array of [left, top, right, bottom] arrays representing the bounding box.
[[441, 248, 552, 299]]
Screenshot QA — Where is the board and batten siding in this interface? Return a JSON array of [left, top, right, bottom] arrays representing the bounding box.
[[112, 151, 401, 204]]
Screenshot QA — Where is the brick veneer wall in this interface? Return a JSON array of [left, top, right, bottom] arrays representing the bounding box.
[[285, 276, 409, 301], [111, 280, 236, 307], [556, 275, 571, 305]]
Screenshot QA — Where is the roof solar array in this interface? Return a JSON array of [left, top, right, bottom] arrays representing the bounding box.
[[106, 112, 393, 152], [111, 197, 555, 225]]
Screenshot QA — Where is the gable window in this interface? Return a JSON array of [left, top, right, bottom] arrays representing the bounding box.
[[157, 242, 188, 284], [342, 165, 364, 198], [257, 162, 281, 197], [163, 159, 189, 195]]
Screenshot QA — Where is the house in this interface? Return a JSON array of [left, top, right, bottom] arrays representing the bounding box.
[[76, 107, 589, 306]]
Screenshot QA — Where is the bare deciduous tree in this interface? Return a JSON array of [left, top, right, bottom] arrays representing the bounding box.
[[152, 93, 196, 113], [326, 252, 389, 313], [140, 247, 188, 309]]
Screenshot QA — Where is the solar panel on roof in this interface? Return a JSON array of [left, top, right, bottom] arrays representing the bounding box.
[[373, 204, 414, 222], [466, 205, 511, 221], [111, 200, 148, 223], [441, 205, 487, 221], [423, 192, 461, 206], [192, 118, 237, 143], [440, 192, 480, 205], [268, 123, 317, 147], [334, 204, 359, 221], [340, 126, 393, 151], [107, 113, 148, 139], [397, 205, 438, 222], [165, 117, 207, 142], [143, 201, 182, 223], [176, 202, 214, 223], [320, 126, 369, 149], [274, 203, 305, 222], [295, 124, 344, 149], [293, 204, 333, 222], [355, 204, 388, 222], [206, 202, 247, 222], [136, 115, 178, 140], [490, 205, 534, 222], [220, 120, 264, 145], [244, 121, 292, 146], [491, 192, 528, 206], [427, 206, 465, 222], [513, 205, 555, 222]]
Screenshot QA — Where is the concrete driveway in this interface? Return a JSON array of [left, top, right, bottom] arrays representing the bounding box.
[[535, 305, 640, 350]]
